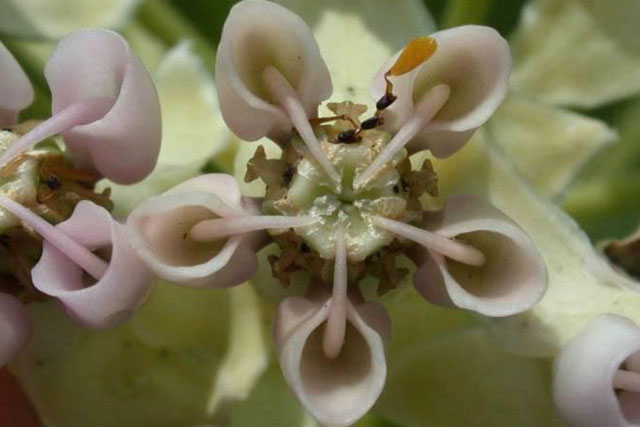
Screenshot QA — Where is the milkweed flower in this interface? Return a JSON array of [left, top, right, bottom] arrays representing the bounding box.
[[0, 29, 159, 365], [554, 314, 640, 427], [217, 1, 640, 425], [4, 0, 640, 426], [125, 1, 548, 424]]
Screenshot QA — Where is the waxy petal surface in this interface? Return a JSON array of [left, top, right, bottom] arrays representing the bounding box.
[[45, 29, 161, 184]]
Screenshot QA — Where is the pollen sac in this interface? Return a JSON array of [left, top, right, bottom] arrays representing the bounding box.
[[360, 116, 381, 130], [386, 36, 438, 77], [375, 93, 397, 111]]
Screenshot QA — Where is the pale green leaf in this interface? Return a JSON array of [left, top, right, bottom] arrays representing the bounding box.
[[380, 269, 474, 360], [10, 281, 267, 426], [562, 96, 640, 240], [205, 285, 269, 419], [486, 93, 616, 198], [229, 364, 319, 427], [511, 0, 640, 108], [8, 297, 214, 426], [578, 0, 640, 54], [132, 282, 269, 421], [130, 281, 231, 351], [154, 41, 230, 167], [378, 328, 565, 427], [0, 0, 140, 40]]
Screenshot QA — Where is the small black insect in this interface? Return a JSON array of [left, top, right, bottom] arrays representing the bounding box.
[[46, 176, 61, 190], [337, 129, 357, 143]]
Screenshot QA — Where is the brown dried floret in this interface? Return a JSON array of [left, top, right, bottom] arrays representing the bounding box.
[[245, 145, 288, 185], [0, 227, 46, 303], [269, 231, 326, 286], [367, 243, 410, 296], [605, 226, 640, 280], [245, 145, 295, 200], [403, 158, 438, 198], [326, 101, 368, 127]]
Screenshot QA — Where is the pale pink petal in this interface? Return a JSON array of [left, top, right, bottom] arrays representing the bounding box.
[[169, 174, 244, 209], [45, 29, 161, 184], [0, 292, 30, 367], [274, 294, 389, 427], [0, 41, 33, 126], [370, 26, 510, 157], [126, 174, 262, 288], [0, 194, 108, 279], [31, 201, 154, 329], [413, 195, 547, 317], [554, 314, 640, 427], [215, 0, 332, 142]]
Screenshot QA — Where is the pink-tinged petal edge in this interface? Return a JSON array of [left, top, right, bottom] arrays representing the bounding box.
[[215, 0, 332, 143], [370, 25, 510, 158], [413, 195, 547, 317], [31, 201, 154, 329], [126, 174, 262, 288], [44, 29, 161, 184], [274, 293, 390, 427], [0, 42, 33, 127], [554, 314, 640, 427]]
